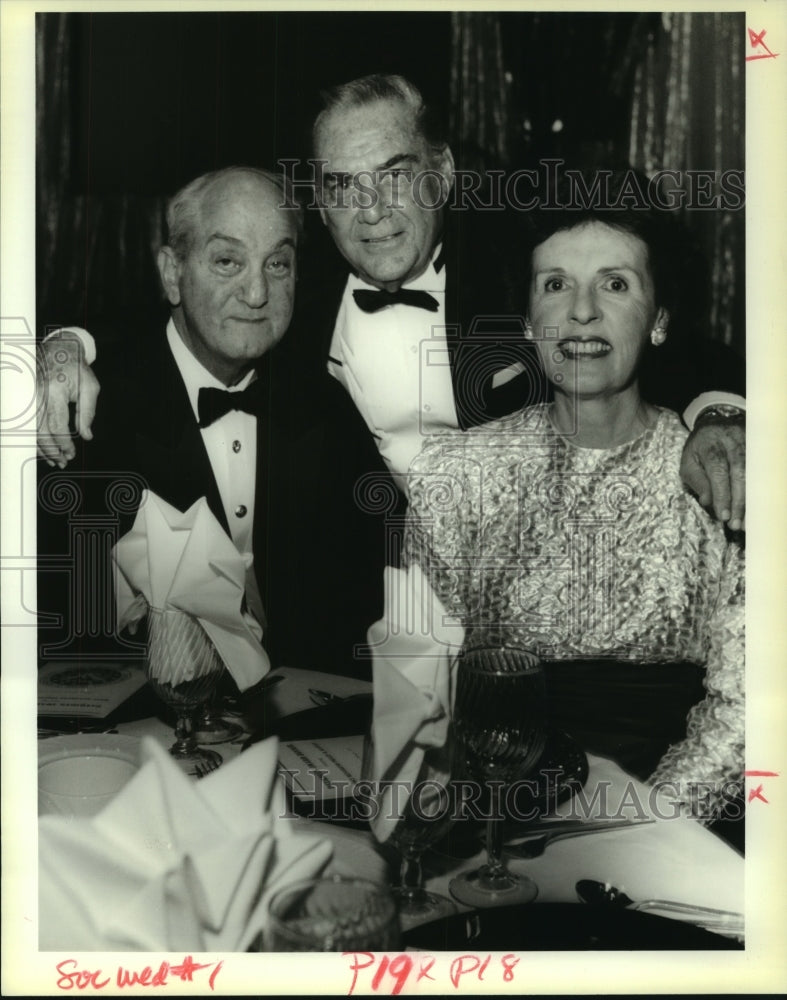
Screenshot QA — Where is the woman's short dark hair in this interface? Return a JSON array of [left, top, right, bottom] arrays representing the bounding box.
[[521, 166, 717, 405], [523, 167, 682, 317]]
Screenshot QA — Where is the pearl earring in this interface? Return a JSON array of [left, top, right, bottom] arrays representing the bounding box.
[[524, 322, 534, 339], [651, 326, 667, 346]]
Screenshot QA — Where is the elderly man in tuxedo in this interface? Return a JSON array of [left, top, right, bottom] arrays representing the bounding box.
[[38, 74, 745, 525], [36, 166, 384, 679]]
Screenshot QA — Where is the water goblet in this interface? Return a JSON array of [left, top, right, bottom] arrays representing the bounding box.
[[449, 643, 547, 908], [360, 727, 458, 930], [264, 875, 400, 951], [192, 678, 245, 745], [145, 606, 223, 777]]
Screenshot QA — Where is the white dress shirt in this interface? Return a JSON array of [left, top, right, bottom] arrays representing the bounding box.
[[327, 249, 459, 490], [166, 320, 264, 624]]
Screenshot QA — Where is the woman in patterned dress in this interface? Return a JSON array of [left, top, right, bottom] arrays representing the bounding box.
[[403, 176, 744, 824]]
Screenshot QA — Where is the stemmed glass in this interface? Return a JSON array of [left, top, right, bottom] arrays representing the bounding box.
[[192, 678, 245, 745], [449, 642, 547, 908], [361, 727, 458, 930], [145, 606, 224, 776]]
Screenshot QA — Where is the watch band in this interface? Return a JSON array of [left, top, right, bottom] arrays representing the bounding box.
[[696, 404, 745, 422]]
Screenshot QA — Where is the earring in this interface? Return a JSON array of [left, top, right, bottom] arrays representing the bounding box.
[[651, 326, 667, 346], [524, 321, 534, 340]]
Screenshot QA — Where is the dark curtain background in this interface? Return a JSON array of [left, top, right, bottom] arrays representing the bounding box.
[[36, 10, 745, 355], [627, 12, 745, 348]]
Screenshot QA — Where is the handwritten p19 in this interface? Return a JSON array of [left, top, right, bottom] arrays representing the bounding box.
[[345, 951, 519, 995]]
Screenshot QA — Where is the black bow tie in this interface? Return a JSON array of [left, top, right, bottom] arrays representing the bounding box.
[[197, 379, 265, 428], [352, 287, 439, 314]]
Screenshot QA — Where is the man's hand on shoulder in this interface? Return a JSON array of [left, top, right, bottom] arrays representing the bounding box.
[[680, 407, 745, 531], [36, 330, 101, 467]]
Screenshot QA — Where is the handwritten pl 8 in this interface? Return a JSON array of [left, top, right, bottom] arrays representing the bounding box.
[[345, 952, 520, 995]]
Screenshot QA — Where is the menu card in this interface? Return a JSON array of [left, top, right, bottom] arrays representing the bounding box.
[[38, 661, 147, 720], [278, 735, 364, 803], [266, 666, 372, 718]]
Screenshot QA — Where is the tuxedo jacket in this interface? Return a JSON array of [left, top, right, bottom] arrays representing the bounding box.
[[290, 207, 745, 428], [37, 328, 385, 680]]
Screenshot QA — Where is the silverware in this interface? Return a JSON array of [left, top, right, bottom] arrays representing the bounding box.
[[193, 757, 220, 779], [309, 688, 348, 706], [504, 817, 656, 858], [308, 688, 369, 707], [309, 688, 335, 706], [575, 879, 744, 933]]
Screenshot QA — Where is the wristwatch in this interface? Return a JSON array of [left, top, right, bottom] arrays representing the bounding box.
[[696, 404, 745, 423]]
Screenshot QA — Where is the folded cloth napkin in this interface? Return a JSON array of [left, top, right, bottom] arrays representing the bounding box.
[[112, 491, 268, 692], [38, 736, 333, 951], [365, 563, 464, 842]]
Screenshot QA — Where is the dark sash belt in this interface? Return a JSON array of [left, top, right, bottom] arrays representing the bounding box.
[[542, 659, 707, 781]]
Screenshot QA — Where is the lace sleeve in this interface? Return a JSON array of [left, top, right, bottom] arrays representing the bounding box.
[[648, 538, 745, 823]]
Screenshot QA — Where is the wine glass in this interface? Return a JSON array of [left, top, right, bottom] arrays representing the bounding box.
[[145, 606, 223, 776], [191, 675, 245, 745], [449, 642, 547, 908], [360, 727, 458, 930]]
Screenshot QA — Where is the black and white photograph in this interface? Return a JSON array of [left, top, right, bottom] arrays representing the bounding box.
[[1, 1, 785, 994]]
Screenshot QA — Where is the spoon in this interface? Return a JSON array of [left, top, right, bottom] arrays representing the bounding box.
[[503, 818, 655, 859], [575, 879, 744, 929]]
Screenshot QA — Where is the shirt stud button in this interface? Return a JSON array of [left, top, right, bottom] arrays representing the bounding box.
[[235, 505, 248, 518], [232, 440, 241, 453]]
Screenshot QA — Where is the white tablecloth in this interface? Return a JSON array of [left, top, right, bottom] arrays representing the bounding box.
[[297, 754, 743, 923], [114, 669, 743, 931]]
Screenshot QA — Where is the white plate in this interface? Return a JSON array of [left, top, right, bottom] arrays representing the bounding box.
[[38, 734, 141, 818]]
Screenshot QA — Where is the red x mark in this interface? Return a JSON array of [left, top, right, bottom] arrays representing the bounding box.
[[749, 28, 767, 47], [744, 770, 779, 804], [746, 27, 778, 61]]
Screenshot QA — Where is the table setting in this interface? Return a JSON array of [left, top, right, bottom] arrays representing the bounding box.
[[112, 491, 270, 774], [37, 528, 745, 953]]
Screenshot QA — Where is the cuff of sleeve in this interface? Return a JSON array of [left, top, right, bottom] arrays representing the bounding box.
[[683, 392, 747, 431], [44, 326, 96, 366]]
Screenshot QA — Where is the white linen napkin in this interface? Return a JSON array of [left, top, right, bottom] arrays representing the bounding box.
[[112, 491, 268, 691], [38, 736, 333, 951], [366, 563, 464, 842]]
